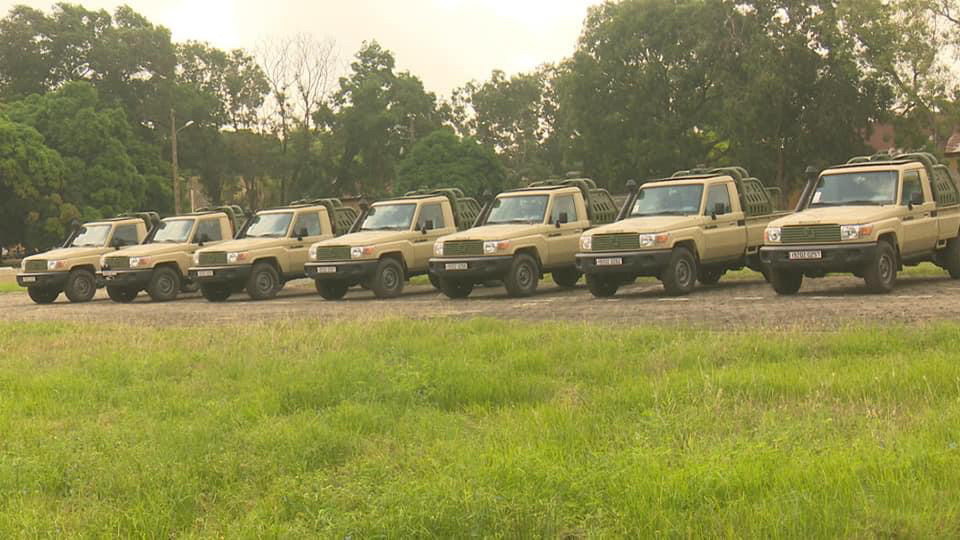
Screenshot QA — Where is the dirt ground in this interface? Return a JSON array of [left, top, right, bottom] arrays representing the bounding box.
[[3, 273, 960, 329]]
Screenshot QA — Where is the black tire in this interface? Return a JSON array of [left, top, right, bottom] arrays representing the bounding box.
[[246, 262, 280, 300], [200, 284, 231, 302], [106, 286, 138, 303], [660, 247, 697, 296], [438, 277, 474, 299], [369, 258, 405, 299], [586, 274, 619, 297], [504, 253, 539, 297], [428, 273, 442, 290], [147, 266, 180, 302], [315, 279, 348, 300], [697, 267, 724, 285], [27, 287, 59, 304], [770, 268, 803, 295], [181, 280, 200, 293], [552, 267, 581, 288], [64, 268, 96, 303], [863, 240, 897, 293], [943, 237, 960, 278]]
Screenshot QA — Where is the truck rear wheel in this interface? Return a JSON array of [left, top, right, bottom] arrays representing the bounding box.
[[246, 262, 280, 300], [698, 268, 724, 285], [106, 286, 138, 303], [147, 267, 180, 302], [504, 253, 539, 297], [552, 268, 581, 288], [770, 269, 803, 295], [942, 236, 960, 278], [586, 274, 619, 297], [316, 280, 348, 300], [64, 269, 96, 303], [428, 273, 442, 290], [863, 241, 897, 293], [660, 247, 697, 296], [438, 277, 473, 299], [200, 284, 231, 302], [369, 258, 405, 298], [27, 287, 60, 304]]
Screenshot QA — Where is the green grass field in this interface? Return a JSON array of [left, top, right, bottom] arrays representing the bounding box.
[[1, 319, 959, 536], [0, 283, 24, 293]]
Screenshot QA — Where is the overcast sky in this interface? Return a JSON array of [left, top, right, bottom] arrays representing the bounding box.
[[2, 0, 602, 96]]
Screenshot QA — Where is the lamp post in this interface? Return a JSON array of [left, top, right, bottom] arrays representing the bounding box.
[[170, 109, 195, 215]]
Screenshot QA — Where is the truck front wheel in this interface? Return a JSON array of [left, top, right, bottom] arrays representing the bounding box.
[[246, 262, 281, 300], [27, 287, 60, 304], [200, 284, 231, 302], [369, 258, 405, 298], [770, 269, 803, 295], [504, 253, 539, 297], [315, 280, 349, 300], [552, 268, 581, 288], [106, 286, 138, 303], [586, 274, 619, 297], [941, 236, 960, 278], [863, 241, 897, 293], [438, 277, 473, 299], [64, 269, 96, 302], [147, 267, 181, 302], [660, 247, 697, 296]]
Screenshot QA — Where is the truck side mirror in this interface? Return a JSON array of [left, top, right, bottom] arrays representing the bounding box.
[[557, 212, 569, 227], [110, 237, 125, 249], [422, 219, 434, 234], [296, 227, 308, 240], [711, 202, 725, 219], [908, 191, 923, 209], [196, 233, 211, 246]]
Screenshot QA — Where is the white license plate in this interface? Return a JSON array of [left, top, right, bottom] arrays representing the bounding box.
[[316, 266, 337, 274], [21, 276, 36, 282], [445, 262, 468, 271], [102, 271, 117, 277], [788, 250, 822, 260], [596, 257, 623, 266], [197, 270, 214, 277]]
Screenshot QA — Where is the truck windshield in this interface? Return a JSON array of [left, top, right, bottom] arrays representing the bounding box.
[[631, 185, 704, 216], [810, 171, 897, 207], [361, 203, 417, 231], [245, 212, 293, 237], [486, 195, 549, 224], [152, 219, 194, 243], [70, 224, 112, 247]]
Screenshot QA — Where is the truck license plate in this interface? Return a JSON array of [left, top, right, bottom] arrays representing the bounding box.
[[21, 276, 36, 282], [197, 270, 214, 277], [102, 271, 117, 277], [788, 250, 822, 260], [445, 262, 468, 271], [596, 257, 623, 266], [316, 266, 337, 273]]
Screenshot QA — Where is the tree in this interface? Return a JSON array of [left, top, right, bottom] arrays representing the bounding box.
[[222, 130, 280, 210], [396, 128, 506, 196]]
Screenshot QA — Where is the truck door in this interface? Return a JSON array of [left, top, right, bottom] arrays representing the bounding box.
[[545, 194, 583, 266], [700, 183, 745, 262], [412, 202, 449, 271], [287, 210, 325, 273], [899, 169, 938, 255]]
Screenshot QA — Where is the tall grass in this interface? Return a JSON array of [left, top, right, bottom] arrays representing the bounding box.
[[0, 319, 959, 536]]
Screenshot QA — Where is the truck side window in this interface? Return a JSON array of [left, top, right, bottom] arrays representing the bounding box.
[[112, 224, 139, 246], [901, 171, 923, 205], [550, 195, 578, 224], [705, 185, 732, 215], [195, 219, 223, 242], [292, 212, 323, 236], [416, 203, 445, 230]]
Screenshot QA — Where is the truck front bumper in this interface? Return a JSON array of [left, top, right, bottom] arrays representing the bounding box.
[[16, 272, 69, 289], [305, 260, 378, 281], [759, 243, 879, 273], [99, 269, 153, 288], [428, 256, 514, 281], [188, 265, 251, 285], [575, 250, 673, 276]]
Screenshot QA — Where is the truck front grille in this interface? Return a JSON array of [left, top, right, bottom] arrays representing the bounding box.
[[24, 260, 47, 272], [198, 252, 227, 266], [443, 240, 483, 257], [104, 256, 130, 269], [781, 225, 841, 244], [313, 246, 351, 261], [591, 233, 640, 251]]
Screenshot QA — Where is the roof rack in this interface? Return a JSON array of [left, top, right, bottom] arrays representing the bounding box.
[[842, 151, 960, 207], [506, 178, 617, 224], [666, 167, 776, 216], [400, 188, 482, 230]]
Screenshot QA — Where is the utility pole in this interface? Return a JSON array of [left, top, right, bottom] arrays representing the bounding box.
[[170, 109, 195, 215]]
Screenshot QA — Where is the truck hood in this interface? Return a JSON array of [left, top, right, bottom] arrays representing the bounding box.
[[771, 206, 896, 227], [115, 242, 192, 257], [23, 246, 116, 261], [440, 223, 541, 242], [312, 229, 411, 247], [587, 215, 700, 235], [196, 237, 283, 253]]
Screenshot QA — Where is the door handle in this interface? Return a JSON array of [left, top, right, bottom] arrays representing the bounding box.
[[902, 216, 915, 222], [704, 225, 718, 230], [548, 232, 562, 237]]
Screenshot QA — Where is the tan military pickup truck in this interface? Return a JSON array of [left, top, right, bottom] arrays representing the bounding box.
[[98, 207, 242, 302], [429, 178, 617, 298], [577, 167, 787, 296], [17, 213, 157, 304], [760, 152, 960, 293], [188, 199, 357, 301], [305, 189, 481, 299]]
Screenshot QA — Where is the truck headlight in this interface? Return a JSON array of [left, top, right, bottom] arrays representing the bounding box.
[[483, 240, 510, 254], [765, 227, 781, 243], [308, 245, 318, 260], [638, 233, 670, 248], [193, 252, 201, 265], [129, 256, 152, 268], [351, 246, 374, 259], [227, 252, 250, 264], [433, 242, 444, 256], [840, 224, 873, 241], [580, 235, 592, 251], [47, 260, 66, 271]]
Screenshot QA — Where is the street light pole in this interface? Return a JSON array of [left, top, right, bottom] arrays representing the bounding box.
[[170, 109, 195, 215]]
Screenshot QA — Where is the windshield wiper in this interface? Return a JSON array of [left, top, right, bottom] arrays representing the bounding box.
[[488, 219, 535, 225], [363, 226, 403, 231], [632, 211, 690, 217]]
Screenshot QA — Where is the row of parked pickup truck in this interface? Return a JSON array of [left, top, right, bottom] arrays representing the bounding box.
[[16, 152, 960, 304]]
